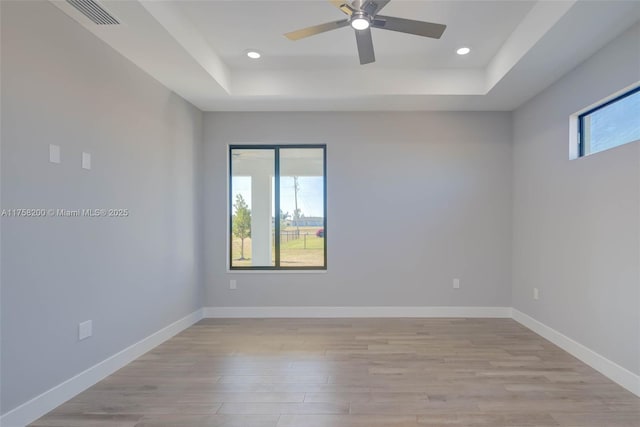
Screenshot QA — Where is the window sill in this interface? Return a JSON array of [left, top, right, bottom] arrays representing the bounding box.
[[227, 269, 327, 274]]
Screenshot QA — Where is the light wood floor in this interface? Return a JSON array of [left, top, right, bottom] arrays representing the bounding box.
[[31, 318, 640, 427]]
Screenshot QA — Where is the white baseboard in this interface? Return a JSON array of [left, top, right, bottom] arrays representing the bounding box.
[[202, 306, 512, 318], [512, 308, 640, 397], [0, 309, 204, 427], [4, 306, 638, 427]]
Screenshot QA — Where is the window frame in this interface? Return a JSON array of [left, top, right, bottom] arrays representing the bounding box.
[[228, 144, 327, 271], [578, 85, 640, 157]]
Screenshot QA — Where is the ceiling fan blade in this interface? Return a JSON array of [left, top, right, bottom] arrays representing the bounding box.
[[362, 0, 391, 16], [284, 19, 350, 41], [355, 27, 375, 64], [329, 0, 355, 15], [372, 15, 446, 39]]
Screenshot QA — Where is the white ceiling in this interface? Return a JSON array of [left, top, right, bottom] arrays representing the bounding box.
[[179, 1, 535, 70], [52, 0, 640, 111]]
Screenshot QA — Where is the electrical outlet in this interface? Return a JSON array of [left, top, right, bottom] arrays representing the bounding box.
[[78, 320, 92, 341], [453, 278, 460, 289], [533, 288, 540, 300], [230, 279, 237, 290]]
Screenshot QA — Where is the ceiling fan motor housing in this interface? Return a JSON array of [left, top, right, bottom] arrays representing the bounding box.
[[350, 11, 371, 30]]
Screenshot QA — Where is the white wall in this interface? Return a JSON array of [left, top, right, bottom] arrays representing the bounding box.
[[1, 1, 203, 414], [203, 111, 512, 308], [512, 23, 640, 375]]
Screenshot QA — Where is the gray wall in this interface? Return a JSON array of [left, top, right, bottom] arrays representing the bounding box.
[[203, 111, 513, 307], [3, 0, 638, 417], [512, 24, 640, 375], [1, 1, 203, 414]]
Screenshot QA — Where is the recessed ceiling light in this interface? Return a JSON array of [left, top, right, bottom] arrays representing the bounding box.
[[351, 14, 370, 30], [246, 50, 261, 59], [456, 47, 471, 55]]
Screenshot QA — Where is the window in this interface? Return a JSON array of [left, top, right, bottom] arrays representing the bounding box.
[[578, 86, 640, 157], [229, 145, 326, 270]]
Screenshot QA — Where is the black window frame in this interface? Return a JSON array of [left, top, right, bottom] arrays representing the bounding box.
[[578, 85, 640, 157], [229, 144, 327, 271]]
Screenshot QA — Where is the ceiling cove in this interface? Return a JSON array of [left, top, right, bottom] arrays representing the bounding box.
[[51, 0, 640, 111]]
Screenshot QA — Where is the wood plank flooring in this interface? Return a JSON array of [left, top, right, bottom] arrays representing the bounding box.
[[31, 318, 640, 427]]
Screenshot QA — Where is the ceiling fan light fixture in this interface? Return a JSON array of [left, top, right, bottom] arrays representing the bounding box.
[[350, 13, 370, 30], [284, 0, 447, 65], [456, 47, 471, 55]]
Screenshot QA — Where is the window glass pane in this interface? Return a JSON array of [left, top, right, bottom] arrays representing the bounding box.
[[230, 148, 275, 267], [279, 148, 325, 268], [582, 89, 640, 156]]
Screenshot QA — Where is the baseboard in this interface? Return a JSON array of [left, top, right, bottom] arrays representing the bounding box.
[[202, 306, 512, 318], [4, 306, 637, 426], [0, 309, 204, 427], [512, 308, 640, 397]]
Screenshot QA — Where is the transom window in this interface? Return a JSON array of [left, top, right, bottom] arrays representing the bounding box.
[[578, 86, 640, 157], [229, 145, 327, 270]]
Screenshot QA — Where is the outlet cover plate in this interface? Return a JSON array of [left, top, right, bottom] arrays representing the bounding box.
[[79, 320, 92, 341]]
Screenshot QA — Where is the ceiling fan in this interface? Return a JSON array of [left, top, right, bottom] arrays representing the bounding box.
[[284, 0, 447, 65]]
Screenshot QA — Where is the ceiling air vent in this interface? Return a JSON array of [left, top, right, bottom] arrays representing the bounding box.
[[66, 0, 119, 25]]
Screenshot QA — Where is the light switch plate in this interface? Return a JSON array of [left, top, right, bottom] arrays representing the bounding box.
[[78, 320, 92, 341], [82, 152, 91, 170], [49, 144, 61, 164]]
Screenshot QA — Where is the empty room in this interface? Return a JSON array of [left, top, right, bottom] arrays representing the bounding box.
[[1, 0, 639, 426]]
